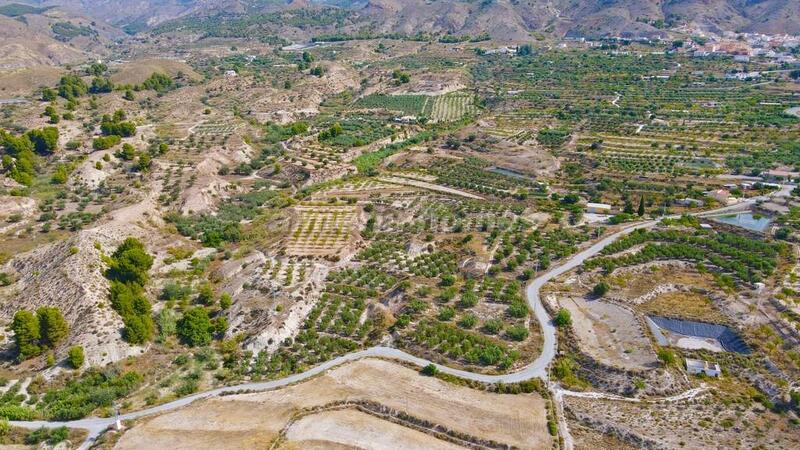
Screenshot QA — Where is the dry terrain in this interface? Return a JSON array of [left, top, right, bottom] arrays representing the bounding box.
[[115, 358, 550, 450]]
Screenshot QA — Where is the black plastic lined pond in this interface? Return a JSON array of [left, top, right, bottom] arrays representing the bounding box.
[[649, 316, 752, 354]]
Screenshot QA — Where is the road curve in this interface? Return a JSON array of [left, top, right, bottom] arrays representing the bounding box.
[[10, 186, 788, 448]]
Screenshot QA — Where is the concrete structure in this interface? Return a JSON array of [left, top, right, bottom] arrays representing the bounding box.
[[586, 202, 612, 214], [685, 358, 721, 377], [706, 189, 737, 205], [674, 198, 703, 207]]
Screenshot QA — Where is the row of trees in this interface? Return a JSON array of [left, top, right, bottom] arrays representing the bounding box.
[[12, 307, 68, 360]]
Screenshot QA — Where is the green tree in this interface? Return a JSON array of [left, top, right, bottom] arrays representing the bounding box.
[[12, 310, 41, 360], [119, 143, 136, 161], [637, 195, 645, 217], [36, 307, 69, 348], [177, 307, 212, 347], [123, 314, 154, 344], [41, 88, 56, 102], [67, 346, 84, 369], [137, 153, 151, 172], [51, 164, 69, 184], [106, 238, 153, 286], [195, 283, 215, 306], [89, 77, 114, 94], [27, 127, 59, 154]]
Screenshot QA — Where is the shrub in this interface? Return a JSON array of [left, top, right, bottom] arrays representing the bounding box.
[[554, 308, 572, 327], [92, 135, 121, 150], [506, 325, 529, 341], [177, 307, 212, 347], [41, 368, 142, 420], [421, 363, 438, 376], [657, 348, 676, 366], [592, 281, 609, 297], [67, 346, 84, 369], [483, 319, 503, 334]]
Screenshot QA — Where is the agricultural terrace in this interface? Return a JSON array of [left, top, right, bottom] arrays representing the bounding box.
[[472, 49, 800, 177], [286, 205, 359, 256], [583, 219, 788, 285], [355, 91, 477, 123]]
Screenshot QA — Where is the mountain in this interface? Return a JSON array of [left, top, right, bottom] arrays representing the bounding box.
[[0, 2, 125, 69], [1, 0, 798, 42]]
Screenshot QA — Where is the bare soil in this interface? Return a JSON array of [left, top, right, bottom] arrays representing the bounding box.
[[115, 358, 550, 450]]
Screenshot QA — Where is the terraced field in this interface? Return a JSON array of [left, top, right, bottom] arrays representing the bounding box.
[[286, 205, 360, 256]]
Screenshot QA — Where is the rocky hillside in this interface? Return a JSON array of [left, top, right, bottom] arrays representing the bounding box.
[[6, 0, 798, 40], [0, 2, 123, 69]]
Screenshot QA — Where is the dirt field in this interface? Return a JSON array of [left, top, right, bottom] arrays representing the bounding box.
[[115, 358, 550, 450], [558, 296, 658, 371], [283, 409, 464, 450]]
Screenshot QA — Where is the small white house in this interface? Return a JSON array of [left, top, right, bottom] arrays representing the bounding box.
[[586, 202, 612, 214], [686, 358, 721, 377], [224, 70, 238, 78]]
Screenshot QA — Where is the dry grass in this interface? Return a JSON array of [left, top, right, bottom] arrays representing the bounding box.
[[116, 358, 550, 450], [0, 66, 63, 95], [110, 59, 201, 85], [637, 291, 728, 324]]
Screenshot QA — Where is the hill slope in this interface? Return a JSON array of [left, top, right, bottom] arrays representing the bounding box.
[[11, 0, 796, 38]]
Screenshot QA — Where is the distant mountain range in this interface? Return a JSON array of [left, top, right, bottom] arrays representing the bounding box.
[[1, 0, 798, 44]]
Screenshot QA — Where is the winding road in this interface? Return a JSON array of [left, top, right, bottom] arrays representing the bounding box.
[[10, 186, 790, 449]]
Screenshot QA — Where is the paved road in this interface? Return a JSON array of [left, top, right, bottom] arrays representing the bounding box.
[[10, 185, 789, 449], [8, 219, 657, 449]]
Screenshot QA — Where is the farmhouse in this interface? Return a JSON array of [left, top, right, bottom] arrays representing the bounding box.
[[706, 189, 737, 205], [586, 202, 612, 214], [685, 358, 721, 377]]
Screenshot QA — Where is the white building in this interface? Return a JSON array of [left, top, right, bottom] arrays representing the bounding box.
[[586, 202, 612, 214], [686, 358, 721, 377], [706, 189, 737, 205]]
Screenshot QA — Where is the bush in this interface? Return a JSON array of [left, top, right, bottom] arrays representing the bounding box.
[[92, 135, 121, 150], [421, 363, 438, 376], [592, 281, 609, 297], [483, 319, 503, 334], [554, 308, 572, 327], [41, 368, 142, 420], [67, 346, 84, 369], [657, 348, 676, 366], [506, 325, 529, 341], [0, 404, 37, 420], [177, 307, 212, 347]]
